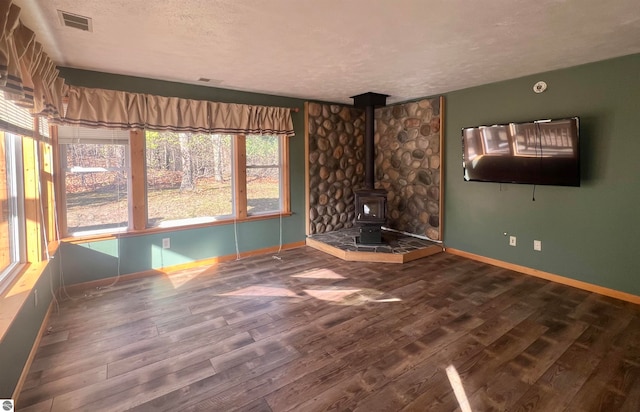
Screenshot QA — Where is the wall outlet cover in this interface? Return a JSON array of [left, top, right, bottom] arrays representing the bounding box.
[[534, 240, 542, 251]]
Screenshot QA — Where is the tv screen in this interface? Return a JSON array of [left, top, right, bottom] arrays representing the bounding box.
[[462, 117, 580, 186]]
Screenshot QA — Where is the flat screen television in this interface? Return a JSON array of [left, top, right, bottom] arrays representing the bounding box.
[[462, 117, 580, 186]]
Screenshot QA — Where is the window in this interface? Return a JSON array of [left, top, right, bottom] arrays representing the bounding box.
[[146, 131, 233, 227], [55, 127, 290, 236], [246, 134, 282, 215], [0, 90, 31, 290], [58, 126, 130, 236], [0, 131, 26, 285], [145, 132, 288, 228]]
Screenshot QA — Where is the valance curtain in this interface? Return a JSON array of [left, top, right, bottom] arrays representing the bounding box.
[[61, 86, 295, 136], [0, 0, 66, 118], [1, 0, 294, 137]]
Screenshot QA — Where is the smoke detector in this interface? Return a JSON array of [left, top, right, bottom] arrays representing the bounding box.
[[57, 10, 93, 32], [533, 81, 547, 94]]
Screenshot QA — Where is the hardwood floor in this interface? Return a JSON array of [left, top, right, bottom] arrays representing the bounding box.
[[17, 247, 640, 411]]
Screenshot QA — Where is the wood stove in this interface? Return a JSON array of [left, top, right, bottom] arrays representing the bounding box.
[[354, 188, 387, 244], [352, 92, 388, 245]]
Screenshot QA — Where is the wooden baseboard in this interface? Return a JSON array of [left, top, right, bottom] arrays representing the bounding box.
[[445, 248, 640, 305], [62, 241, 307, 294], [12, 298, 55, 402]]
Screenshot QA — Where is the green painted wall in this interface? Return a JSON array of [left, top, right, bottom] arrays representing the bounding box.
[[56, 69, 307, 285], [0, 258, 60, 397], [444, 53, 640, 296]]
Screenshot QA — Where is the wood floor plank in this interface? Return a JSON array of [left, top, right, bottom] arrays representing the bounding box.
[[561, 345, 629, 411], [18, 365, 107, 408], [57, 360, 216, 412], [107, 329, 256, 378], [16, 246, 640, 411], [16, 398, 53, 412], [129, 345, 300, 412]]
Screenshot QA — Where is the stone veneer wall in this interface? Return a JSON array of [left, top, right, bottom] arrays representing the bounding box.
[[375, 98, 441, 240], [307, 102, 365, 234]]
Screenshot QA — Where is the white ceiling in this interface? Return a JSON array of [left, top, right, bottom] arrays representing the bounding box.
[[14, 0, 640, 104]]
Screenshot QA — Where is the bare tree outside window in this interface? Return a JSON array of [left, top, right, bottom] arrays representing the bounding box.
[[146, 132, 233, 226], [58, 127, 288, 235], [63, 142, 129, 234]]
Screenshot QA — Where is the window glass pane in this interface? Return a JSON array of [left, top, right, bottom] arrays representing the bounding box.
[[0, 96, 35, 137], [0, 135, 10, 272], [64, 142, 129, 234], [38, 116, 50, 138], [246, 135, 281, 215], [0, 132, 24, 285], [146, 132, 233, 227]]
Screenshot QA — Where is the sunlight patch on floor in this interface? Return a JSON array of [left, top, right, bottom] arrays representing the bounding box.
[[219, 285, 300, 298], [446, 364, 472, 412], [304, 286, 402, 305], [303, 287, 362, 303], [291, 268, 346, 279], [166, 269, 206, 289], [216, 284, 402, 305]]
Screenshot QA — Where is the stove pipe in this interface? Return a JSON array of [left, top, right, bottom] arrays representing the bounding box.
[[351, 92, 388, 189]]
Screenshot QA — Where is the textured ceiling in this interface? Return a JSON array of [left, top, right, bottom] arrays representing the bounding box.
[[13, 0, 640, 104]]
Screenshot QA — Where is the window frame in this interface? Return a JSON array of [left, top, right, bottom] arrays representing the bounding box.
[[54, 127, 291, 238], [0, 101, 53, 294], [144, 131, 235, 228], [0, 131, 27, 292], [233, 134, 290, 220], [245, 134, 284, 216], [58, 134, 131, 237]]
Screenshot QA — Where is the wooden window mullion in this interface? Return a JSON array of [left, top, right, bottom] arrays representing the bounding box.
[[0, 132, 9, 267], [129, 130, 146, 230], [23, 136, 42, 262], [281, 135, 290, 213], [51, 126, 67, 238], [234, 135, 247, 219]]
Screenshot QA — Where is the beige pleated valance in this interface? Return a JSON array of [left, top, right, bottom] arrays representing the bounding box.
[[0, 0, 66, 118], [60, 86, 295, 136], [1, 0, 294, 137]]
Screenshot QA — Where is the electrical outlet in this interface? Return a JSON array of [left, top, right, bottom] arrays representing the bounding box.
[[534, 240, 542, 251], [509, 236, 517, 247], [162, 238, 170, 249]]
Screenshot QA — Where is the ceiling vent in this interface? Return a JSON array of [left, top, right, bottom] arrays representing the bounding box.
[[57, 10, 93, 32], [197, 78, 223, 85]]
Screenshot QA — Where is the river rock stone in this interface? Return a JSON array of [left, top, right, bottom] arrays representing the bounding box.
[[338, 107, 351, 121], [375, 97, 442, 239], [309, 103, 322, 117], [318, 152, 327, 166], [404, 118, 421, 128], [328, 132, 338, 148], [307, 102, 365, 234]]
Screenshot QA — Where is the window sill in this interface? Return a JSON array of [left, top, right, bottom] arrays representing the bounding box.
[[62, 211, 293, 243], [0, 242, 61, 342], [0, 261, 48, 342]]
